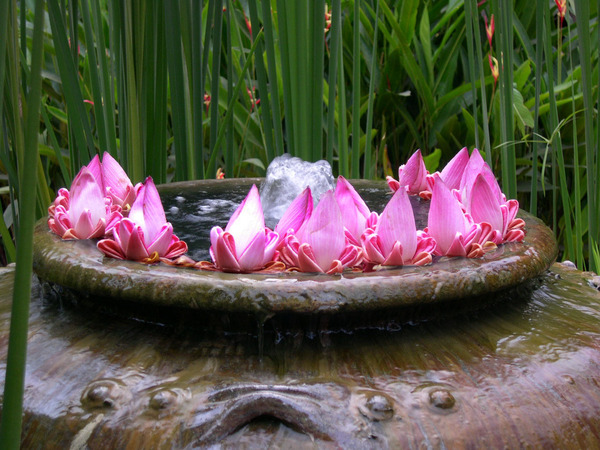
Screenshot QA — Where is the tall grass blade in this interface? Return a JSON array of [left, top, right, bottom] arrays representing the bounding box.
[[191, 1, 205, 178], [248, 0, 275, 164], [205, 30, 263, 178], [122, 0, 144, 182], [261, 0, 285, 157], [573, 0, 598, 270], [494, 0, 517, 199], [91, 0, 118, 159], [530, 0, 546, 217], [0, 0, 45, 445], [165, 0, 192, 181], [142, 1, 168, 184], [207, 1, 224, 178], [363, 0, 380, 180], [225, 0, 234, 177], [351, 0, 361, 178], [472, 3, 491, 164], [337, 46, 349, 177], [276, 0, 295, 156], [47, 0, 95, 169], [81, 0, 109, 153], [326, 0, 342, 167], [542, 0, 573, 260], [310, 0, 325, 162], [463, 0, 479, 149]]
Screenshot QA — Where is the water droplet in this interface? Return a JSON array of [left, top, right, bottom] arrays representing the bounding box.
[[81, 379, 129, 410], [429, 389, 455, 409]]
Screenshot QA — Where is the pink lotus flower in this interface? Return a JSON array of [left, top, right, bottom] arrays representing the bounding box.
[[467, 174, 525, 244], [425, 177, 496, 258], [47, 187, 70, 219], [425, 147, 470, 196], [97, 177, 187, 263], [209, 185, 278, 272], [279, 191, 361, 274], [361, 188, 435, 267], [335, 176, 377, 245], [459, 148, 503, 207], [387, 149, 429, 195], [275, 187, 313, 245], [87, 153, 140, 213], [48, 167, 122, 240]]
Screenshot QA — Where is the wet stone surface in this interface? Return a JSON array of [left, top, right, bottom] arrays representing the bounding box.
[[1, 263, 600, 446]]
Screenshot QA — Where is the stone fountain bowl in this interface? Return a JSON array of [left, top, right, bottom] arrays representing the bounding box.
[[32, 179, 558, 328]]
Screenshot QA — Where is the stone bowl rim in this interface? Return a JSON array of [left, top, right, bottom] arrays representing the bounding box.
[[32, 178, 558, 316]]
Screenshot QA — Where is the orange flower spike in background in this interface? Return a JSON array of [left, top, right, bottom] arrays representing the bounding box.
[[555, 0, 567, 25], [489, 54, 499, 88], [484, 14, 495, 49]]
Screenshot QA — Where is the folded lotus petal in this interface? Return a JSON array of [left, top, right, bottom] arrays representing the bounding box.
[[366, 211, 379, 229], [275, 187, 313, 244], [210, 226, 224, 250], [48, 210, 70, 238], [377, 188, 417, 260], [325, 260, 344, 275], [468, 174, 503, 232], [505, 229, 525, 243], [439, 147, 470, 190], [478, 222, 501, 245], [278, 235, 300, 268], [463, 223, 483, 249], [85, 154, 103, 186], [225, 185, 265, 255], [116, 219, 135, 253], [361, 229, 385, 264], [97, 238, 126, 260], [48, 188, 70, 219], [68, 168, 107, 238], [72, 209, 102, 239], [509, 217, 526, 231], [411, 251, 432, 266], [501, 200, 520, 237], [335, 176, 371, 243], [460, 150, 502, 207], [297, 243, 326, 272], [482, 241, 498, 253], [416, 233, 437, 255], [163, 239, 189, 259], [443, 232, 468, 257], [121, 224, 151, 261], [214, 231, 241, 272], [339, 243, 361, 267], [129, 177, 166, 244], [427, 178, 471, 255], [237, 230, 267, 271], [386, 176, 401, 193], [398, 149, 428, 195], [146, 223, 174, 256], [263, 230, 279, 264], [105, 210, 124, 235], [102, 152, 135, 205], [297, 191, 345, 272], [467, 243, 484, 258], [382, 241, 405, 266]]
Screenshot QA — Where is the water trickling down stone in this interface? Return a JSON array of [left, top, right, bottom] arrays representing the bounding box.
[[260, 154, 335, 228]]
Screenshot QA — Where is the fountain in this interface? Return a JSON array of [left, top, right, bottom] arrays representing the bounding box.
[[2, 165, 600, 447]]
